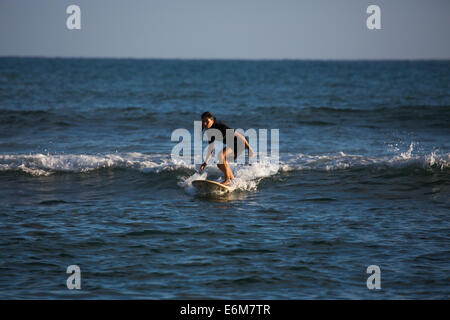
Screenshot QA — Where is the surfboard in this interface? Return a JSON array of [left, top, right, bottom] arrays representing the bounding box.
[[192, 180, 231, 193]]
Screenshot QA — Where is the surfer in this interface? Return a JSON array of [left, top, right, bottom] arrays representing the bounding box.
[[200, 111, 254, 185]]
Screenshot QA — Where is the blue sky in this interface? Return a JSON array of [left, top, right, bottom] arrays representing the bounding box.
[[1, 0, 449, 59]]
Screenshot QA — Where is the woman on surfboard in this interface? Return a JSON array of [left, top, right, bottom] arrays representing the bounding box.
[[200, 111, 254, 185]]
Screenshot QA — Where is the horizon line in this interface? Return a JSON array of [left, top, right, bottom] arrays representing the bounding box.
[[1, 55, 450, 62]]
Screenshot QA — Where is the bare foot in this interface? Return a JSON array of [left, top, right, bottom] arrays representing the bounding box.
[[220, 179, 231, 186]]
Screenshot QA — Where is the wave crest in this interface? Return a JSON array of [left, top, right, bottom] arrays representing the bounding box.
[[280, 150, 450, 173], [0, 152, 193, 176], [0, 148, 448, 179]]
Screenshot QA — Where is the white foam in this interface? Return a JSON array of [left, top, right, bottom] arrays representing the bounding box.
[[179, 155, 281, 194], [398, 142, 415, 160], [178, 171, 208, 195], [0, 152, 192, 176], [279, 144, 449, 172], [1, 143, 448, 182]]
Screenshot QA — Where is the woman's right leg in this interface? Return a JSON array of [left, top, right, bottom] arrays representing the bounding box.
[[217, 147, 235, 185]]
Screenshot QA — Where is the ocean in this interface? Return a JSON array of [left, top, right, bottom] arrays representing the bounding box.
[[0, 58, 449, 299]]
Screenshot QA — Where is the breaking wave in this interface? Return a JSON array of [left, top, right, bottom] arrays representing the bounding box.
[[1, 143, 448, 193]]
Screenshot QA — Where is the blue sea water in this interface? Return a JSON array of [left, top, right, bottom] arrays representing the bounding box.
[[0, 58, 449, 299]]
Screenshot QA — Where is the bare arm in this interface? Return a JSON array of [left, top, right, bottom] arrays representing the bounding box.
[[234, 131, 255, 157], [200, 142, 214, 171]]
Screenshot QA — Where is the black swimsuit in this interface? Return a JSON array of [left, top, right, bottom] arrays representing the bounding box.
[[205, 120, 244, 160]]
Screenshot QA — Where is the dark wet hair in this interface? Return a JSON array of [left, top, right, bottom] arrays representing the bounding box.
[[201, 111, 216, 121]]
